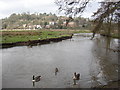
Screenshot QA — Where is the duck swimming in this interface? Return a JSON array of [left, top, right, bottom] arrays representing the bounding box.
[[55, 68, 59, 75], [32, 75, 41, 87], [72, 72, 80, 85], [76, 73, 80, 80]]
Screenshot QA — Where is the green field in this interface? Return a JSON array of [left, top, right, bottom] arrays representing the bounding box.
[[0, 30, 92, 44]]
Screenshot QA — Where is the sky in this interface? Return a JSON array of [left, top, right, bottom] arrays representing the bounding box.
[[0, 0, 106, 19]]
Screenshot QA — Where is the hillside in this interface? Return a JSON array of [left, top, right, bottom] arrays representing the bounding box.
[[1, 12, 91, 30]]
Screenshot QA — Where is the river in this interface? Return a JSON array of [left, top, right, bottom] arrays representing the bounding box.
[[1, 33, 119, 88]]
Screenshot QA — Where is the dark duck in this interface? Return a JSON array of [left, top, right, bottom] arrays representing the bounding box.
[[55, 68, 59, 75]]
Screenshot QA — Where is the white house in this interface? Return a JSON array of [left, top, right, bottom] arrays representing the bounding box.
[[49, 21, 55, 25], [36, 25, 42, 29]]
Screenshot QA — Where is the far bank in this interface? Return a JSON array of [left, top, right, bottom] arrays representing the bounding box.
[[0, 29, 91, 48]]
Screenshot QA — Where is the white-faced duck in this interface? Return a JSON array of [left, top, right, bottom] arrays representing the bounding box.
[[72, 72, 80, 85], [32, 75, 41, 87]]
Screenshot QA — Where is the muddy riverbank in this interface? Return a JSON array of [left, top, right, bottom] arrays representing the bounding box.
[[0, 36, 72, 48]]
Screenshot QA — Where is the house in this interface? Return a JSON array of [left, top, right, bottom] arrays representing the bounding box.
[[45, 25, 50, 29], [36, 25, 42, 29], [23, 24, 27, 28], [68, 22, 76, 27], [49, 21, 55, 25], [28, 25, 32, 30], [28, 25, 42, 30]]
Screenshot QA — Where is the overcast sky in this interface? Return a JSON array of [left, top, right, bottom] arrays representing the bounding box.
[[0, 0, 105, 19]]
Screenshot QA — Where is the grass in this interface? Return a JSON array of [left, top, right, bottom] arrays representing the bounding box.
[[111, 33, 120, 39], [71, 30, 92, 33], [0, 29, 92, 44], [100, 32, 120, 39], [2, 29, 119, 44], [1, 30, 77, 43]]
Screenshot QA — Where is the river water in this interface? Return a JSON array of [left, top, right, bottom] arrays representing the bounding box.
[[1, 33, 119, 88]]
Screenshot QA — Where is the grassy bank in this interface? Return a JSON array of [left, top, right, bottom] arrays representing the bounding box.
[[110, 33, 120, 39], [0, 29, 92, 44], [100, 33, 120, 39]]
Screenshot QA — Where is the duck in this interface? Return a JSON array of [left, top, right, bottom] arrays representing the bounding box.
[[73, 72, 80, 80], [32, 75, 41, 87], [55, 68, 59, 75], [76, 73, 80, 80], [72, 72, 77, 85], [73, 72, 77, 80]]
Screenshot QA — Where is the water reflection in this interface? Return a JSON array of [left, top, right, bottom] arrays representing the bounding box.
[[1, 33, 119, 88], [91, 36, 119, 87]]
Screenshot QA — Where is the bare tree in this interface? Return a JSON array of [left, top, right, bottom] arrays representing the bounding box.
[[55, 0, 120, 39], [91, 1, 120, 39]]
